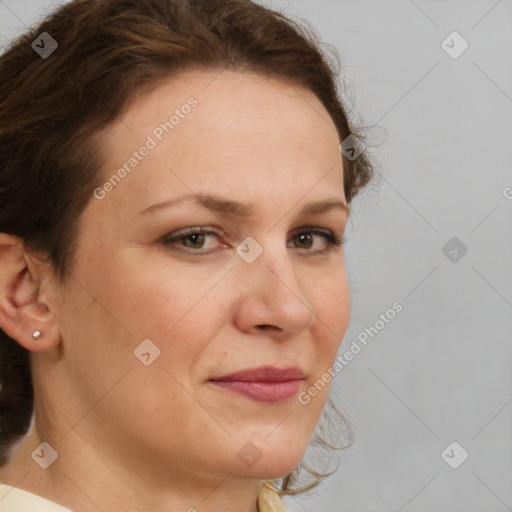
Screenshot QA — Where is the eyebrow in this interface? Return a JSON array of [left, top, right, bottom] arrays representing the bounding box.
[[139, 193, 350, 218]]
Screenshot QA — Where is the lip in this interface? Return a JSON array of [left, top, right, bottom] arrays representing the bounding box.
[[209, 365, 305, 403], [210, 365, 305, 382]]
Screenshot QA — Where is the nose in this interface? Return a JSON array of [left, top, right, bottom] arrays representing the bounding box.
[[233, 238, 316, 338]]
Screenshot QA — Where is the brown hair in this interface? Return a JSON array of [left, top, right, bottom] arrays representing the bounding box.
[[0, 0, 373, 496]]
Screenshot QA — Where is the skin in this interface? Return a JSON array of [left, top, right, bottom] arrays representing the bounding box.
[[0, 69, 350, 512]]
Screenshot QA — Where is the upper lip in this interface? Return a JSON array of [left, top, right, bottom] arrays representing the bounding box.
[[209, 365, 305, 382]]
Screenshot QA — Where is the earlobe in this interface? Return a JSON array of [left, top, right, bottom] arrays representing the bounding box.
[[0, 233, 59, 352]]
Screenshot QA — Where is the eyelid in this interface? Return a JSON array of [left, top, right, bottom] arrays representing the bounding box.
[[164, 225, 343, 239], [160, 226, 227, 253], [163, 226, 223, 239]]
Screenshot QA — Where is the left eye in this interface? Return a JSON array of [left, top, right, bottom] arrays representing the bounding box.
[[162, 228, 345, 254]]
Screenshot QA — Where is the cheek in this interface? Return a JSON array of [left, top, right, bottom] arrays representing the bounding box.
[[96, 257, 231, 383], [309, 263, 350, 345], [89, 247, 222, 339], [301, 263, 350, 407]]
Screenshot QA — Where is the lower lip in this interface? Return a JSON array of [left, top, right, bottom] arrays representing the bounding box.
[[209, 379, 303, 403]]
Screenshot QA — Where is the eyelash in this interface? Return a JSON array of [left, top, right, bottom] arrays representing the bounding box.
[[161, 227, 348, 255]]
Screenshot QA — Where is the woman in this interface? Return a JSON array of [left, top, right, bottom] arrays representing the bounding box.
[[0, 0, 373, 510]]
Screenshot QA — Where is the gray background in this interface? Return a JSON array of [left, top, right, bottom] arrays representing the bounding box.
[[1, 1, 511, 511]]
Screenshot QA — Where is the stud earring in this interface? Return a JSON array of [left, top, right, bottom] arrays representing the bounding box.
[[32, 330, 42, 340]]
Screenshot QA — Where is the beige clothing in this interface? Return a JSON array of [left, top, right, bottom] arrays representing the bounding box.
[[0, 479, 290, 511]]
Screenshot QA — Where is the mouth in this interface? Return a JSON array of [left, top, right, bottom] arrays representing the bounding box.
[[208, 365, 305, 404]]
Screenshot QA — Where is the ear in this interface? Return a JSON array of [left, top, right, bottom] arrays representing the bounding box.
[[0, 233, 60, 353]]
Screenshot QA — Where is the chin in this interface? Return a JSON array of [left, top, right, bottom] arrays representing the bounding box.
[[241, 454, 304, 481], [232, 437, 309, 480]]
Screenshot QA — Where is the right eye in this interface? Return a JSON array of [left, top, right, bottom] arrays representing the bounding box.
[[162, 227, 230, 254]]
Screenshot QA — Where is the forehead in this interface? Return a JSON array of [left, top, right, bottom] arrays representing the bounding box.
[[93, 68, 345, 216], [119, 68, 338, 141]]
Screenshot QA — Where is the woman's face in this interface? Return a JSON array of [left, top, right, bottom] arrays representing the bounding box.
[[48, 69, 350, 484]]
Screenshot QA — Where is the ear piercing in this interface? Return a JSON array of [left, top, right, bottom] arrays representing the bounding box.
[[32, 330, 42, 340]]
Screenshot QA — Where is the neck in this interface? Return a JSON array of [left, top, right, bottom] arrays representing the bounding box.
[[0, 422, 262, 512]]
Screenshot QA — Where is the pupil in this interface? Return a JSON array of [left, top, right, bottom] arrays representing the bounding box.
[[185, 233, 204, 247], [298, 233, 312, 248]]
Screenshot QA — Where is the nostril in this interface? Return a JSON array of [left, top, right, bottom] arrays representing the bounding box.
[[257, 324, 280, 331]]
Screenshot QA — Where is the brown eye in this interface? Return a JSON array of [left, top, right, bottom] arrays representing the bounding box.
[[162, 227, 228, 254], [182, 233, 206, 248], [288, 229, 345, 253], [294, 232, 313, 249]]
